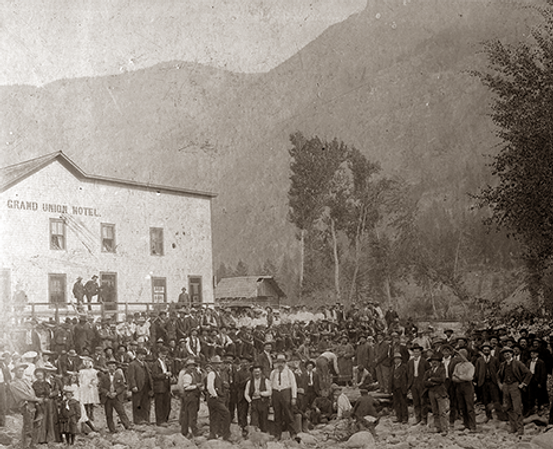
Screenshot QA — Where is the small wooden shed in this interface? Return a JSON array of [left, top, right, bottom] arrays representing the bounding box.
[[215, 276, 286, 308]]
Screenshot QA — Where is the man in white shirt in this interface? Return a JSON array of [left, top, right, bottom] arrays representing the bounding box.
[[177, 358, 203, 438], [270, 354, 300, 442], [206, 356, 231, 441], [244, 364, 272, 433]]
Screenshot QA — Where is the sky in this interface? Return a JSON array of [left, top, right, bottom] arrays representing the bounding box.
[[1, 0, 366, 86]]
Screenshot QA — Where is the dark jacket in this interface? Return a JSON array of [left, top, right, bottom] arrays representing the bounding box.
[[497, 359, 532, 386], [407, 356, 430, 389], [127, 359, 152, 392], [151, 359, 171, 394], [390, 362, 408, 395], [423, 364, 447, 397], [98, 369, 127, 404], [526, 358, 547, 387], [474, 355, 501, 387]]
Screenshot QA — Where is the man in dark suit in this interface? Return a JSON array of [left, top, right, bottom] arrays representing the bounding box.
[[98, 359, 132, 432], [474, 342, 506, 422], [497, 346, 532, 436], [526, 348, 548, 416], [407, 344, 430, 425], [127, 348, 153, 424], [424, 354, 448, 435], [256, 342, 273, 379], [304, 360, 321, 410], [151, 347, 172, 426], [441, 345, 460, 427], [390, 353, 409, 424]]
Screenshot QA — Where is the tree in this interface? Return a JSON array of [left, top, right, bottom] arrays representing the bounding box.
[[216, 262, 229, 282], [261, 258, 277, 276], [474, 4, 553, 309], [288, 132, 348, 299], [234, 260, 249, 277]]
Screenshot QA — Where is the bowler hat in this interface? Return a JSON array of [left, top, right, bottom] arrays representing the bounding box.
[[210, 355, 223, 364]]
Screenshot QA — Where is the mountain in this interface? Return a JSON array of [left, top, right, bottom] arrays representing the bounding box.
[[0, 0, 541, 295]]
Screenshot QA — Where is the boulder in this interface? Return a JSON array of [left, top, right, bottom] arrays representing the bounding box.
[[296, 432, 317, 446], [238, 440, 256, 449], [159, 432, 195, 447], [112, 431, 142, 448], [266, 442, 286, 449], [0, 433, 12, 446], [140, 437, 157, 449], [201, 440, 234, 449], [532, 430, 553, 449], [346, 431, 376, 449]]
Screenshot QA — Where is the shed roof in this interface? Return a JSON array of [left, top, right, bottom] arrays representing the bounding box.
[[215, 276, 286, 300], [0, 151, 217, 198]]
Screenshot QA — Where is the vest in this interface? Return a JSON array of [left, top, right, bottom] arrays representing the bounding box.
[[248, 375, 268, 400], [213, 371, 224, 396]]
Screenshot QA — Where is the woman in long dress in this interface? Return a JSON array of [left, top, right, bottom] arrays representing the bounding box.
[[32, 367, 61, 443], [77, 357, 99, 431]]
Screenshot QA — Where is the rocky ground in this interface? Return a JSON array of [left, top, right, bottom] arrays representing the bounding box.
[[0, 399, 552, 449]]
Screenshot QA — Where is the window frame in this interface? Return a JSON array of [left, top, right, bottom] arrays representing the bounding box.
[[49, 218, 66, 250], [150, 227, 164, 256], [101, 223, 116, 253], [151, 277, 167, 303], [48, 273, 67, 308], [188, 275, 203, 303]]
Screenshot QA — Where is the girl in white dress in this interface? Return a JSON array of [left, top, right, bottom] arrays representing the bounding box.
[[77, 358, 99, 431]]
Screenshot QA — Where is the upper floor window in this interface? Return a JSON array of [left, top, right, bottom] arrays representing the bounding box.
[[101, 223, 116, 252], [150, 227, 164, 256], [50, 218, 65, 250]]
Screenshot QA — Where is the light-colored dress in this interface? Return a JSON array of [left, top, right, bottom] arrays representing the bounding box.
[[78, 368, 100, 405]]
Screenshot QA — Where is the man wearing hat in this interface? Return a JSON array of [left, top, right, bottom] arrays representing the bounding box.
[[9, 363, 40, 448], [177, 358, 203, 438], [424, 354, 448, 435], [474, 342, 506, 422], [525, 347, 548, 417], [245, 364, 272, 433], [84, 275, 99, 311], [99, 359, 132, 432], [407, 344, 430, 426], [127, 348, 153, 425], [72, 277, 84, 305], [270, 354, 299, 441], [444, 329, 454, 344], [390, 352, 409, 424], [151, 347, 172, 427], [497, 346, 532, 436], [206, 355, 231, 441]]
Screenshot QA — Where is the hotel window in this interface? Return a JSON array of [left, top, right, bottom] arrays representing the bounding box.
[[101, 223, 116, 252], [150, 227, 164, 256], [50, 218, 65, 250], [152, 277, 167, 303], [48, 274, 67, 307]]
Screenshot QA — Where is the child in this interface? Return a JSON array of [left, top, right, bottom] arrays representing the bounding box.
[[58, 387, 81, 445]]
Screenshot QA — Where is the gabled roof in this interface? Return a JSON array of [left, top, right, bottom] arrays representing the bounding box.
[[215, 276, 286, 300], [0, 151, 216, 198]]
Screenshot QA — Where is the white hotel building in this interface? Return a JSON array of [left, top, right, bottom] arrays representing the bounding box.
[[0, 152, 216, 314]]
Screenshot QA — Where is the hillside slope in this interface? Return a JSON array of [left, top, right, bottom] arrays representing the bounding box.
[[0, 0, 540, 284]]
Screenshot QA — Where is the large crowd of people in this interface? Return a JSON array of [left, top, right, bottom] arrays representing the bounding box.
[[0, 301, 552, 448]]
